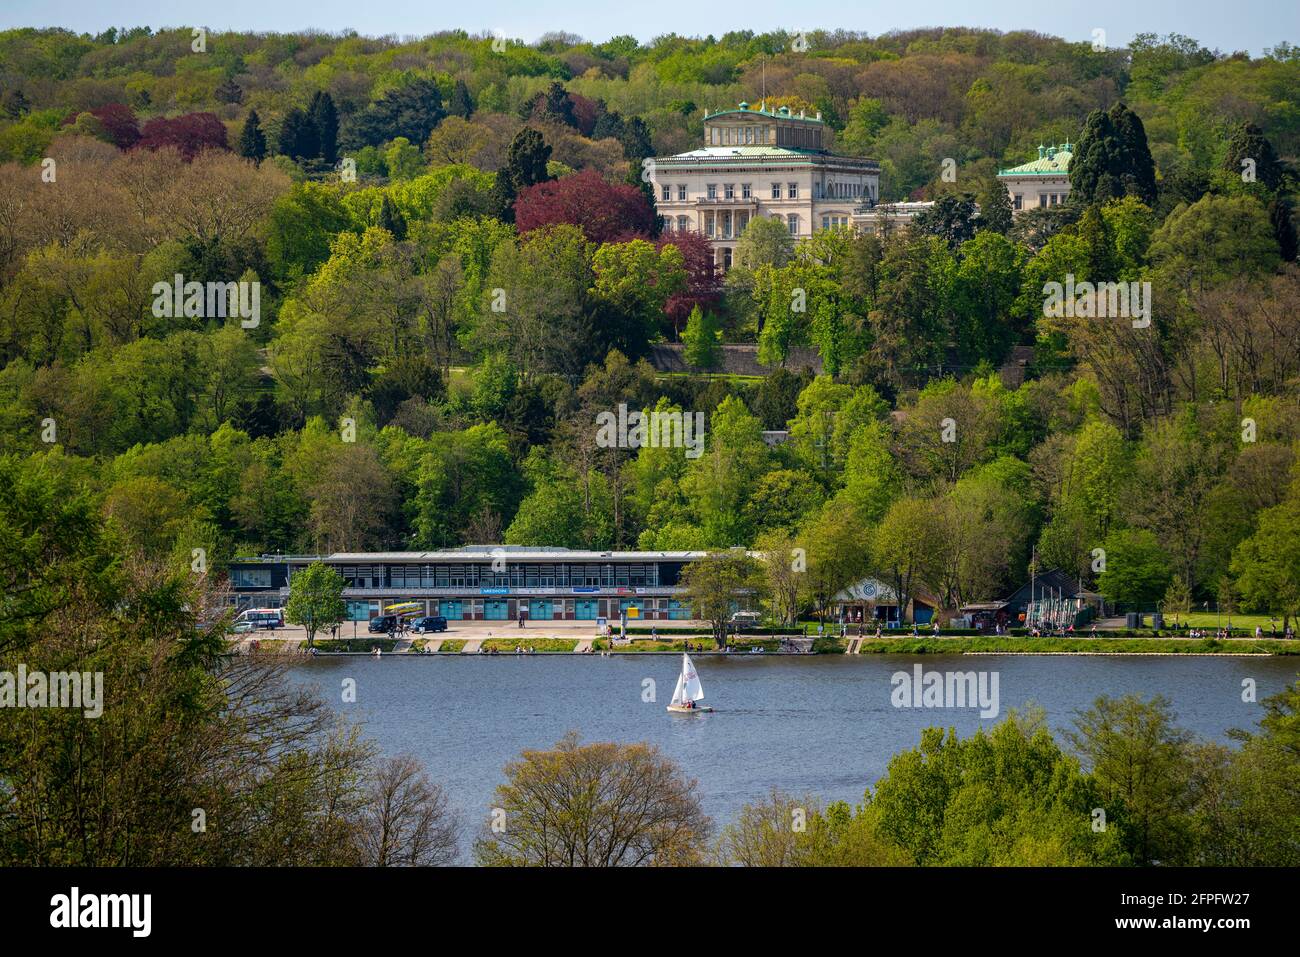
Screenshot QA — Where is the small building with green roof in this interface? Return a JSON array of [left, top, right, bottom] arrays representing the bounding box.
[[997, 143, 1073, 215]]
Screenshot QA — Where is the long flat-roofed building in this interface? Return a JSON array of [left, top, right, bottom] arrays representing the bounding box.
[[227, 546, 709, 622], [650, 101, 880, 269]]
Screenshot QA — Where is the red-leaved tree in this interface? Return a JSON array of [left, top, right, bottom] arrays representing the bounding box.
[[135, 112, 229, 161], [658, 231, 722, 339], [63, 103, 141, 149], [514, 169, 655, 244]]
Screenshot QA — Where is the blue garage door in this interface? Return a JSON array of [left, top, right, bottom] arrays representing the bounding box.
[[529, 600, 551, 620], [439, 600, 463, 620], [575, 600, 598, 620], [484, 599, 509, 620]]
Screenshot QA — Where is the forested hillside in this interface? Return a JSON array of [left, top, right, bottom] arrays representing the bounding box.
[[1, 26, 1298, 619]]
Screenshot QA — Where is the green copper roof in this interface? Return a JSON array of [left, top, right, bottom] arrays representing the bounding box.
[[704, 102, 825, 125], [998, 143, 1073, 176]]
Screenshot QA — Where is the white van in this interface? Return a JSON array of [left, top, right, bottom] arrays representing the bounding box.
[[233, 608, 283, 632]]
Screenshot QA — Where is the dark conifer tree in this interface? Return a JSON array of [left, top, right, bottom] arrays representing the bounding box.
[[448, 79, 475, 119], [976, 178, 1014, 235], [215, 77, 243, 105], [278, 107, 319, 162], [378, 194, 407, 241], [493, 128, 552, 221], [1070, 102, 1157, 207], [1269, 197, 1298, 263], [238, 108, 266, 164], [309, 90, 339, 164], [1223, 122, 1284, 193]]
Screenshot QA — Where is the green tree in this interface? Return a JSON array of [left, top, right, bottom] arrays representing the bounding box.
[[1096, 528, 1172, 605], [1068, 694, 1194, 865], [284, 560, 347, 647], [681, 304, 721, 370], [1162, 575, 1192, 626], [870, 709, 1127, 865], [678, 549, 761, 648], [1149, 193, 1279, 295], [475, 733, 710, 866], [872, 496, 943, 624], [734, 215, 794, 271], [912, 193, 978, 248], [1231, 496, 1300, 631]]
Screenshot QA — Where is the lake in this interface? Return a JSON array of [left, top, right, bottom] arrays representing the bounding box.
[[287, 653, 1298, 846]]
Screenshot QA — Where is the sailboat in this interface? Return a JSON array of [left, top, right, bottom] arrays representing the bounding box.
[[667, 652, 714, 713]]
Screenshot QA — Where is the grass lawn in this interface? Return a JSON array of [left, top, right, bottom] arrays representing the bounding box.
[[848, 636, 1299, 655], [1178, 613, 1289, 633], [309, 638, 396, 652], [480, 638, 578, 653], [597, 638, 721, 652], [438, 639, 466, 653]]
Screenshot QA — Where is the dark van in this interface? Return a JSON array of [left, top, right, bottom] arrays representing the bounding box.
[[411, 616, 448, 633], [368, 615, 397, 634]]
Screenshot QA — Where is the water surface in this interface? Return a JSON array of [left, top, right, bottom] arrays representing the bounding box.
[[288, 654, 1297, 841]]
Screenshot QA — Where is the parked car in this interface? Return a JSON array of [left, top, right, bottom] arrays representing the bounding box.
[[368, 614, 397, 634], [729, 610, 762, 629], [410, 616, 448, 633]]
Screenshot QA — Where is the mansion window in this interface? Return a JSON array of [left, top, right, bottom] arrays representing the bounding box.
[[821, 214, 850, 230], [704, 212, 716, 237], [787, 213, 799, 236], [677, 215, 690, 232], [661, 184, 671, 201], [724, 184, 735, 200], [1013, 194, 1023, 210], [707, 184, 717, 200], [787, 182, 799, 199], [677, 184, 687, 201], [741, 183, 752, 199], [771, 183, 781, 199]]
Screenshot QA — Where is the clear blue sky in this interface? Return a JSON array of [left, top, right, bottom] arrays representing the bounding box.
[[1, 0, 1296, 56]]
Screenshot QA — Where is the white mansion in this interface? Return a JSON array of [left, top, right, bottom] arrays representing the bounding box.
[[997, 143, 1073, 214], [650, 102, 880, 269]]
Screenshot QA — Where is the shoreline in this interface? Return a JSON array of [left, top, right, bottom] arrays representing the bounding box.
[[240, 640, 1298, 658]]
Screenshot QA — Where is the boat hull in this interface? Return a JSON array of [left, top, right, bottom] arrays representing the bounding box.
[[667, 705, 714, 713]]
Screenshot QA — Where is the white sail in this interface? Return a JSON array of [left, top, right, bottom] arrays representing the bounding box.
[[670, 670, 686, 706], [680, 653, 704, 702]]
